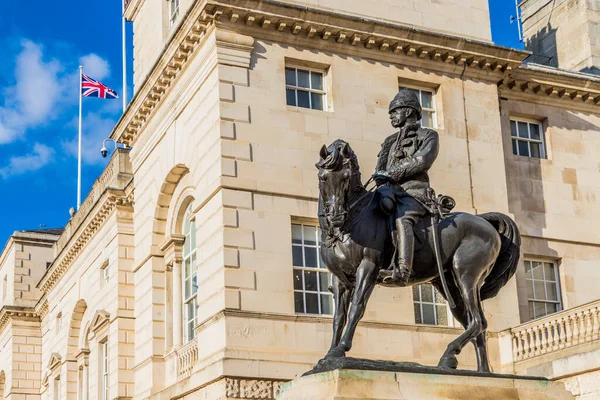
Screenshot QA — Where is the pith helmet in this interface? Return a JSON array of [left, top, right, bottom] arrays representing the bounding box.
[[389, 89, 422, 118]]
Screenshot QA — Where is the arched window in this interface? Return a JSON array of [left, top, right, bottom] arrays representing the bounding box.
[[182, 204, 198, 343]]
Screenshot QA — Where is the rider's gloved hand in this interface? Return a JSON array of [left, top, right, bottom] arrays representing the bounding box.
[[373, 170, 390, 186]]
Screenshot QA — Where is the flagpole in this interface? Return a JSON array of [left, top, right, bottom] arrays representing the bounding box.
[[122, 0, 127, 112], [78, 65, 83, 210]]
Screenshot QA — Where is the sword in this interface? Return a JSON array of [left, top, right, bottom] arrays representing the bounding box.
[[430, 194, 456, 309]]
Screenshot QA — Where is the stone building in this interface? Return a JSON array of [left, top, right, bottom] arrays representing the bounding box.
[[0, 0, 599, 399]]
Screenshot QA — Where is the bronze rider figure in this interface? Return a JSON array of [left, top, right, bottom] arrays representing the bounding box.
[[373, 89, 440, 284]]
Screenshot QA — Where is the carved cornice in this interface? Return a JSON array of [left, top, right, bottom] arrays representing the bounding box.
[[160, 234, 186, 268], [225, 378, 287, 399], [499, 63, 600, 109], [111, 0, 528, 148], [47, 353, 62, 371], [89, 310, 111, 334], [0, 306, 40, 335]]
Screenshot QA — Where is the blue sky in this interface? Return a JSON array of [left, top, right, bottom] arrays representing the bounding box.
[[0, 1, 522, 242]]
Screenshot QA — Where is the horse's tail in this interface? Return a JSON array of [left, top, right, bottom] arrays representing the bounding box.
[[478, 212, 521, 301]]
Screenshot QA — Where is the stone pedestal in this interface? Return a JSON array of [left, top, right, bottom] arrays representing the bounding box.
[[278, 369, 573, 400]]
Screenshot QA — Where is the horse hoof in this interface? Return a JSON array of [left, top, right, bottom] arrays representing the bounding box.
[[325, 347, 346, 359], [438, 355, 458, 370]]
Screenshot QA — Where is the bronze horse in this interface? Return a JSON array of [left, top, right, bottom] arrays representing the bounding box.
[[316, 139, 520, 372]]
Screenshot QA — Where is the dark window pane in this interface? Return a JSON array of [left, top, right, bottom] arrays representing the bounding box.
[[532, 262, 543, 279], [304, 247, 318, 268], [414, 303, 422, 324], [421, 91, 433, 109], [311, 92, 324, 110], [293, 269, 303, 290], [297, 70, 310, 88], [297, 90, 310, 108], [546, 302, 558, 315], [526, 279, 534, 299], [294, 292, 305, 313], [292, 246, 303, 266], [421, 284, 433, 303], [319, 272, 330, 292], [434, 288, 446, 304], [192, 273, 198, 294], [304, 270, 318, 291], [412, 285, 420, 301], [510, 121, 517, 137], [534, 301, 546, 318], [311, 72, 323, 90], [286, 89, 296, 106], [534, 280, 546, 300], [512, 139, 518, 155], [436, 305, 448, 326], [530, 123, 541, 140], [291, 224, 302, 244], [518, 140, 529, 157], [303, 226, 317, 245], [546, 282, 558, 301], [528, 301, 534, 320], [543, 263, 556, 281], [422, 112, 433, 128], [285, 68, 296, 86], [321, 295, 333, 315], [305, 293, 319, 314], [524, 260, 532, 274], [422, 303, 435, 325], [530, 143, 541, 158], [518, 121, 529, 138]]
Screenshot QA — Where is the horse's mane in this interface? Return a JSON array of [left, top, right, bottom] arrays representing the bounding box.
[[316, 140, 363, 192]]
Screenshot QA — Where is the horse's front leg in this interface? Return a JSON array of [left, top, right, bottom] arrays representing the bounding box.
[[325, 276, 352, 359], [336, 259, 379, 355]]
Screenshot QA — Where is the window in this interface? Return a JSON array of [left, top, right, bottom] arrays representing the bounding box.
[[510, 119, 546, 159], [525, 260, 561, 320], [169, 0, 179, 28], [56, 312, 62, 332], [413, 283, 449, 326], [182, 204, 198, 343], [101, 340, 108, 400], [292, 224, 333, 315], [285, 67, 326, 111], [400, 87, 436, 128], [103, 264, 109, 285], [2, 276, 6, 300]]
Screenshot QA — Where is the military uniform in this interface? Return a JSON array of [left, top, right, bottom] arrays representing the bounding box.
[[375, 90, 440, 283]]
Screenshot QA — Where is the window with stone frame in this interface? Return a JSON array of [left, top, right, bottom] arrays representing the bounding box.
[[510, 118, 546, 159], [285, 66, 327, 111], [182, 203, 198, 343], [525, 260, 562, 320], [413, 283, 450, 326], [292, 223, 333, 315], [399, 86, 436, 129], [169, 0, 179, 28]]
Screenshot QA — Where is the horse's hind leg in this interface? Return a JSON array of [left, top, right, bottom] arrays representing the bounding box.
[[473, 300, 491, 372], [438, 251, 489, 370]]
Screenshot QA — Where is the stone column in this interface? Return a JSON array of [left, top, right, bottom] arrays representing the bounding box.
[[161, 235, 185, 350], [172, 260, 183, 348]]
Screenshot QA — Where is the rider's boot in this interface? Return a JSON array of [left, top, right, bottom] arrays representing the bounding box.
[[394, 220, 415, 283]]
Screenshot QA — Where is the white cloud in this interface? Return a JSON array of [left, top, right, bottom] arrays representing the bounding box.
[[0, 41, 113, 145], [62, 112, 117, 166], [79, 54, 110, 81], [0, 143, 55, 179]]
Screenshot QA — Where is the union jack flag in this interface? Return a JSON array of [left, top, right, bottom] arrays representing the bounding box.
[[81, 74, 119, 99]]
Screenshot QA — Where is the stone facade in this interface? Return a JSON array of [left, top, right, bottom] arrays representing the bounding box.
[[520, 0, 600, 74], [0, 1, 599, 400]]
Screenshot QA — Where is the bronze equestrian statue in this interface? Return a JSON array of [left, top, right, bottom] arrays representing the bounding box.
[[315, 89, 520, 373]]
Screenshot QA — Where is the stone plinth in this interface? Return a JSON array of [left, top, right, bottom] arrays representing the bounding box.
[[278, 369, 573, 400]]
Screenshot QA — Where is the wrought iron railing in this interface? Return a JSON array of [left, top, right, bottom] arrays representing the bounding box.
[[509, 300, 600, 361]]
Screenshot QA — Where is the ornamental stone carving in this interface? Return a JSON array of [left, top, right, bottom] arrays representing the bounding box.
[[225, 378, 286, 399]]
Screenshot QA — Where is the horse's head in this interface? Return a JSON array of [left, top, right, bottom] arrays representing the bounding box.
[[315, 140, 362, 230]]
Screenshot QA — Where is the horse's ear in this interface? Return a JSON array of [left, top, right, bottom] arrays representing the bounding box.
[[319, 144, 328, 160], [340, 142, 352, 158]]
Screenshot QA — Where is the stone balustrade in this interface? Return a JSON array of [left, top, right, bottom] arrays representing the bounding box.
[[176, 339, 198, 380], [509, 300, 600, 362], [53, 148, 132, 258]]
